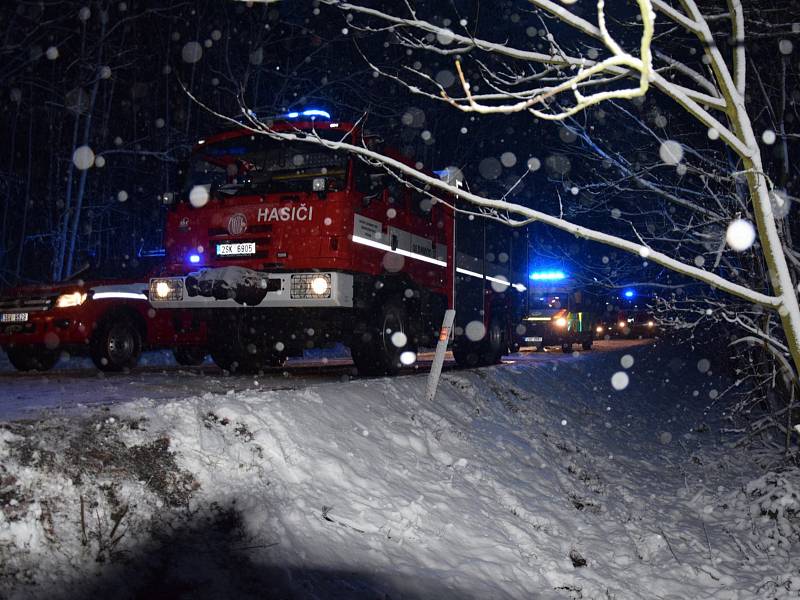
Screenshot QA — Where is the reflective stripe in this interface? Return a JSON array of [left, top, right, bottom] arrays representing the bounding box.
[[93, 292, 148, 301], [352, 235, 526, 291], [352, 234, 447, 267]]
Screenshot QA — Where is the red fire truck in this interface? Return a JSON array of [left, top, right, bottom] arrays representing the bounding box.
[[0, 261, 207, 372], [148, 110, 523, 374]]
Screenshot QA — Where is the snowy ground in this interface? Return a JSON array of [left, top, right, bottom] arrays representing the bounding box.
[[1, 342, 798, 599]]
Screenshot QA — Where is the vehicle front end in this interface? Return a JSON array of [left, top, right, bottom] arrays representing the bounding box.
[[150, 117, 376, 366], [517, 309, 575, 349], [0, 281, 149, 370]]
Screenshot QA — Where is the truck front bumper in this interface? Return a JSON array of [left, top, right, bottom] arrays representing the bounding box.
[[149, 269, 354, 309]]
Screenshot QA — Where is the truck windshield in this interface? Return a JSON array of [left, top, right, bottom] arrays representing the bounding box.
[[528, 294, 568, 310], [187, 134, 348, 196]]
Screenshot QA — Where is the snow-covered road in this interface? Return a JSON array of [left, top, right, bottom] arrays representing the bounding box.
[[2, 338, 796, 599], [0, 339, 651, 421]]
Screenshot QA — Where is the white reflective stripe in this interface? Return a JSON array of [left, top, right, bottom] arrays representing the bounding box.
[[93, 292, 148, 300], [352, 234, 526, 290], [352, 234, 447, 267], [456, 266, 481, 278], [457, 267, 508, 286]]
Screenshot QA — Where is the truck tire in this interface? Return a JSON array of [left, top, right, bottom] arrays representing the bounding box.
[[208, 314, 267, 374], [452, 342, 481, 368], [173, 346, 207, 366], [6, 345, 58, 372], [581, 339, 593, 351], [453, 316, 506, 368], [480, 315, 506, 365], [90, 318, 142, 371], [268, 354, 287, 368], [209, 344, 266, 374], [561, 343, 572, 353], [351, 300, 413, 376]]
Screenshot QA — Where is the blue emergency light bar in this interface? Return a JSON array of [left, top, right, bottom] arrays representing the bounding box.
[[284, 109, 331, 120], [138, 248, 166, 258], [529, 271, 566, 281], [189, 254, 201, 264], [623, 289, 635, 298]]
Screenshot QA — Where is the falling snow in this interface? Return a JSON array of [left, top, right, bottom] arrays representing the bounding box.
[[725, 219, 756, 252], [72, 145, 95, 170]]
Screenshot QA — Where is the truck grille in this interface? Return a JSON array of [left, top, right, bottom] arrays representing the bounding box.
[[0, 295, 55, 313]]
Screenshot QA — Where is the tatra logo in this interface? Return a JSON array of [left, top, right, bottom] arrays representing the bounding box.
[[227, 213, 248, 236], [179, 217, 190, 230]]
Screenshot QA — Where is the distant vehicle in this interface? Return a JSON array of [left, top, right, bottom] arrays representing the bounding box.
[[597, 310, 657, 338], [0, 260, 207, 372], [516, 288, 599, 353]]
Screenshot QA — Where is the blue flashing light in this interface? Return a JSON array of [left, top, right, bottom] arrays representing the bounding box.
[[138, 248, 166, 258], [623, 289, 635, 299], [189, 254, 201, 264], [284, 108, 331, 120], [302, 109, 331, 119], [529, 270, 567, 281]]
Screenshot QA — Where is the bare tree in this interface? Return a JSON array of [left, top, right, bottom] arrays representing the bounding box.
[[234, 0, 797, 396]]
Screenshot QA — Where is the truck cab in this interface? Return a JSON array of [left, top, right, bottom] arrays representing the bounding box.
[[517, 286, 598, 353]]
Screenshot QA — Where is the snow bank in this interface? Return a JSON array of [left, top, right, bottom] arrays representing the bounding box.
[[1, 346, 798, 599]]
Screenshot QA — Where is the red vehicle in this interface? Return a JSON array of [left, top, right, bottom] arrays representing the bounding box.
[[148, 110, 523, 374], [0, 267, 207, 372]]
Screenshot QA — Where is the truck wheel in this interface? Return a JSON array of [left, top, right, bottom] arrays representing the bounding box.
[[91, 318, 142, 372], [208, 315, 267, 374], [581, 339, 593, 351], [561, 343, 572, 353], [209, 346, 264, 374], [209, 348, 236, 372], [452, 342, 481, 368], [480, 316, 506, 365], [173, 346, 207, 366], [268, 354, 287, 368], [351, 300, 413, 376], [6, 345, 58, 372]]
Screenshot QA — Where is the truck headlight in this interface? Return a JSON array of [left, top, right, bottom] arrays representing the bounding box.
[[291, 273, 332, 299], [55, 291, 87, 308], [554, 317, 567, 328], [596, 325, 604, 333], [310, 276, 330, 295], [149, 278, 184, 301]]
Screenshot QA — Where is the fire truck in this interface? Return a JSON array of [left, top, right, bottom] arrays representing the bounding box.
[[0, 259, 207, 372], [515, 271, 599, 353], [148, 110, 524, 374]]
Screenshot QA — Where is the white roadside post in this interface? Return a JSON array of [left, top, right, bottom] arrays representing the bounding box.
[[425, 309, 456, 402]]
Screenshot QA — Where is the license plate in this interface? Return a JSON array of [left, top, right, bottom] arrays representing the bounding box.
[[216, 242, 256, 256], [524, 336, 543, 342], [1, 313, 28, 323]]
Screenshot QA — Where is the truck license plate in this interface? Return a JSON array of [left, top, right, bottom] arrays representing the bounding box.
[[216, 242, 256, 256], [1, 313, 28, 323], [524, 336, 543, 343]]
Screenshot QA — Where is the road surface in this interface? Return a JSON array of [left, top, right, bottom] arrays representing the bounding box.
[[0, 339, 653, 421]]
